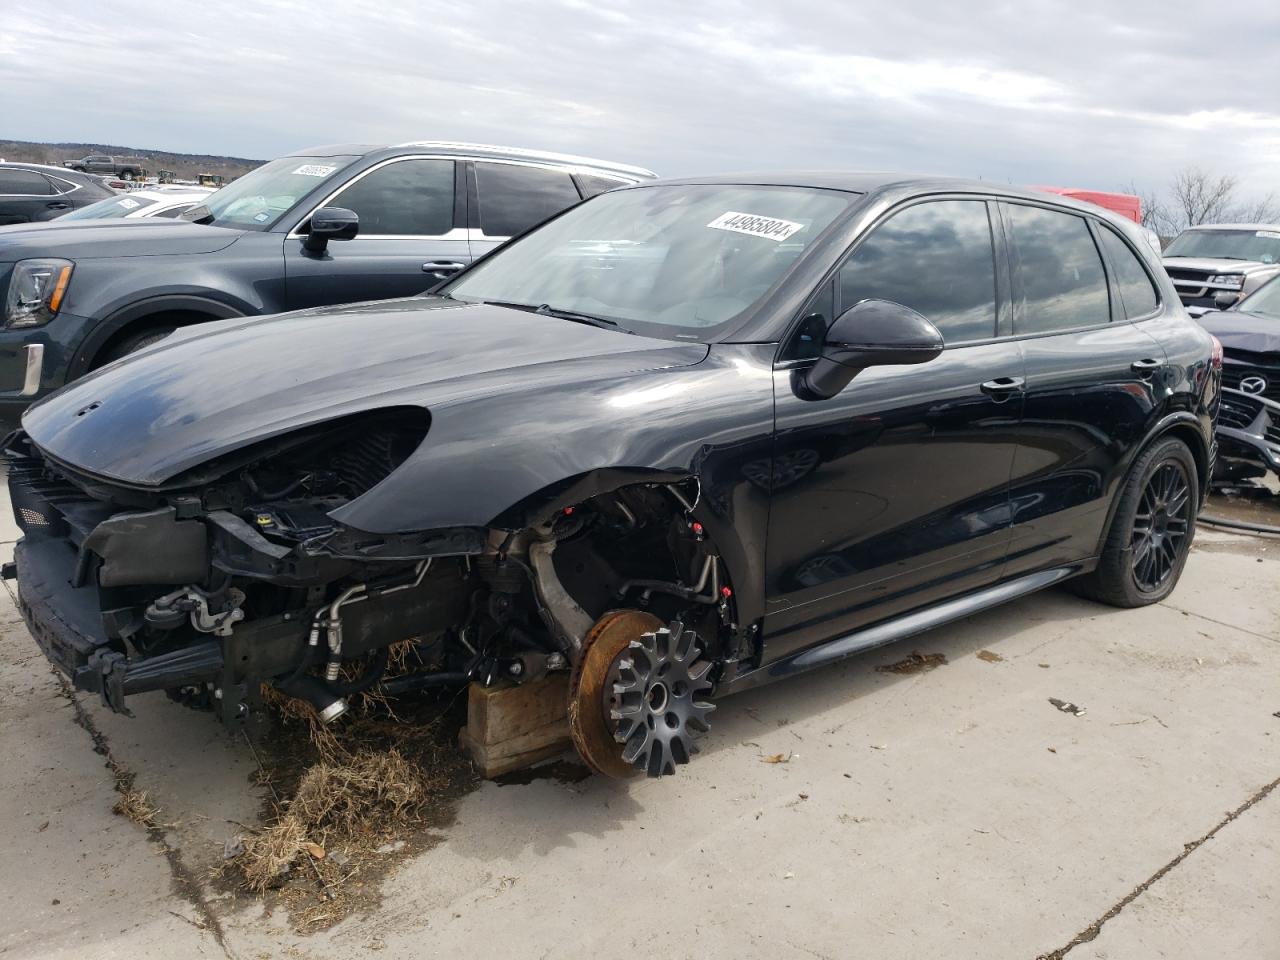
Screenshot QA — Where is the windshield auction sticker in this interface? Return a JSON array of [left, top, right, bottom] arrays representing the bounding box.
[[118, 198, 140, 209], [293, 164, 337, 177], [707, 211, 805, 242]]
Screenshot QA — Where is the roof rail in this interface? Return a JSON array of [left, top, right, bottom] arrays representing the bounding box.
[[391, 141, 656, 179]]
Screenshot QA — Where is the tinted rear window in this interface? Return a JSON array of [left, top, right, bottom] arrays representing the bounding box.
[[1007, 204, 1110, 334], [0, 169, 53, 195], [476, 162, 582, 237]]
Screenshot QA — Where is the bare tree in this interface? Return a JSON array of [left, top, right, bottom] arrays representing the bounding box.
[[1228, 191, 1280, 224], [1169, 166, 1239, 227], [1123, 180, 1176, 236]]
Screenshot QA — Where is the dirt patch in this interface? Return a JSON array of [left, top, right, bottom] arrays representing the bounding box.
[[217, 688, 479, 932], [877, 652, 948, 675], [976, 650, 1005, 663]]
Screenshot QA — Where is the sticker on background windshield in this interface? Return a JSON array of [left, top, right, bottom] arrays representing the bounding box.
[[1257, 230, 1280, 240], [707, 211, 805, 242], [117, 198, 139, 210], [293, 164, 336, 177], [253, 212, 270, 222]]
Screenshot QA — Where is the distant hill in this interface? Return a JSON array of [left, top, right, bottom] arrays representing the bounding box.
[[0, 139, 263, 181]]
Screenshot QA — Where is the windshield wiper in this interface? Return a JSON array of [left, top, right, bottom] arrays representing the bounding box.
[[534, 303, 618, 329], [480, 299, 621, 330]]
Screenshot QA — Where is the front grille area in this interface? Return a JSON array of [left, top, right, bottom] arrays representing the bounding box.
[[1217, 393, 1258, 430], [1219, 390, 1280, 453], [1222, 350, 1280, 402], [1165, 267, 1212, 284]]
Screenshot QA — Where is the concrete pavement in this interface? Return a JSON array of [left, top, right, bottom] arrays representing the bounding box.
[[0, 502, 1276, 959]]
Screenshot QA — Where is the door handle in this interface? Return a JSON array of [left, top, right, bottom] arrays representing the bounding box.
[[422, 261, 465, 279], [1130, 358, 1162, 378], [980, 376, 1025, 401], [46, 202, 70, 210]]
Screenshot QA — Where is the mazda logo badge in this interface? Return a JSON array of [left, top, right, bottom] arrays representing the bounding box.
[[1240, 376, 1268, 395]]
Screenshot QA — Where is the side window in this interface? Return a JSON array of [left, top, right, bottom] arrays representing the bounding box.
[[0, 170, 54, 195], [1098, 226, 1159, 319], [1007, 204, 1110, 334], [475, 162, 582, 237], [153, 205, 189, 219], [576, 173, 630, 199], [328, 159, 455, 236], [836, 200, 997, 343]]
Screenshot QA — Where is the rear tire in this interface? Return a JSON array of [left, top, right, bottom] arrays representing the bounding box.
[[1071, 437, 1198, 608]]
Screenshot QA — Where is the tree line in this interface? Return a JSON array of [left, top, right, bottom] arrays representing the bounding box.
[[1126, 167, 1280, 238]]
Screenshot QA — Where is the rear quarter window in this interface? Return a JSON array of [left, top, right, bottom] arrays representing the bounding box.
[[1098, 226, 1160, 318]]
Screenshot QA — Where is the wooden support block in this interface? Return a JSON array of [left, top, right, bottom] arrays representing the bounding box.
[[459, 674, 573, 778]]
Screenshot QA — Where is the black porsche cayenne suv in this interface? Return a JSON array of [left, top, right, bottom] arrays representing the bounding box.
[[5, 174, 1219, 779]]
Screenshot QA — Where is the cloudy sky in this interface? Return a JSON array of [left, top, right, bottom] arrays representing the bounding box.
[[4, 0, 1279, 197]]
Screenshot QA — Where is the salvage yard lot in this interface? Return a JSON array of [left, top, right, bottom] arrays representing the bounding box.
[[0, 487, 1275, 960]]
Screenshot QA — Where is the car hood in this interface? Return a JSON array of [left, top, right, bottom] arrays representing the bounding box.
[[0, 219, 242, 260], [21, 297, 709, 486], [1196, 309, 1280, 355], [1161, 256, 1275, 275]]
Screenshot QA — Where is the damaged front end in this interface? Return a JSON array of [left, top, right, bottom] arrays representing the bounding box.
[[4, 411, 735, 763], [4, 409, 485, 724], [1215, 388, 1280, 482]]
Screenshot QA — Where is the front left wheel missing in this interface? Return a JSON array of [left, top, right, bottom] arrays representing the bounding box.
[[569, 611, 715, 778]]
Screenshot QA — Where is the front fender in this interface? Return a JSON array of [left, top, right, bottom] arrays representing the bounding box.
[[329, 343, 779, 623]]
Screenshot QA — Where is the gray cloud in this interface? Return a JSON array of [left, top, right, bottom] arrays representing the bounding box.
[[4, 0, 1279, 198]]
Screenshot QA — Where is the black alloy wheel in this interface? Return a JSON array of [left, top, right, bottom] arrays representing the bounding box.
[[1070, 436, 1198, 608], [1130, 460, 1192, 592]]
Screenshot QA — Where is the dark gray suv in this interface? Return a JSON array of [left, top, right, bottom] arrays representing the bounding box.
[[0, 142, 655, 418]]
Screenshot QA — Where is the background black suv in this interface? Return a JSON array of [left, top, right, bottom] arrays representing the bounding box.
[[0, 142, 654, 420], [0, 162, 114, 225]]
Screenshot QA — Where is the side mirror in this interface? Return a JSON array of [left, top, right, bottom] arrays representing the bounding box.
[[803, 299, 944, 400], [302, 206, 359, 253], [1214, 290, 1240, 310]]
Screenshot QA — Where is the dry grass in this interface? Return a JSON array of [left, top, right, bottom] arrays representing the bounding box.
[[225, 644, 470, 908], [112, 788, 158, 827], [229, 745, 449, 895]]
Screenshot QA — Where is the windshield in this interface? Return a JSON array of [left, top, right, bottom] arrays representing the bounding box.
[[1164, 228, 1280, 264], [59, 195, 159, 220], [1239, 276, 1280, 319], [182, 155, 358, 230], [446, 184, 853, 339]]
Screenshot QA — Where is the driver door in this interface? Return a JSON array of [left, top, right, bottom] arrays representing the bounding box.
[[284, 157, 470, 309], [762, 198, 1024, 662]]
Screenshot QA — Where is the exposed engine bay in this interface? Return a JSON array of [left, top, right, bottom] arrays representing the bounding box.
[[3, 414, 733, 777]]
